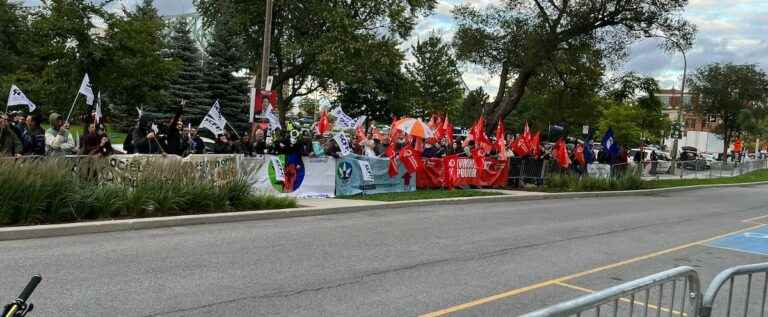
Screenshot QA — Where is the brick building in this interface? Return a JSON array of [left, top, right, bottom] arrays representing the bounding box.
[[656, 88, 716, 133]]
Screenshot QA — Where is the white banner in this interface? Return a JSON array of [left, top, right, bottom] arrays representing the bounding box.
[[331, 107, 356, 129], [199, 100, 227, 135], [78, 74, 95, 105], [246, 155, 336, 198], [265, 104, 281, 130], [333, 133, 352, 156], [358, 160, 374, 182], [270, 156, 285, 181], [7, 85, 36, 112], [355, 115, 367, 128], [587, 163, 611, 179]]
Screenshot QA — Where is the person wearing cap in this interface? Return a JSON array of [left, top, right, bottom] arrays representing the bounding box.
[[45, 113, 76, 156], [0, 114, 22, 157]]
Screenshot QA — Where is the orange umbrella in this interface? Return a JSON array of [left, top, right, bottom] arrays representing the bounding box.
[[394, 118, 434, 139]]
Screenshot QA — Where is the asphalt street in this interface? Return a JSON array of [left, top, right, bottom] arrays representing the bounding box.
[[2, 185, 768, 316]]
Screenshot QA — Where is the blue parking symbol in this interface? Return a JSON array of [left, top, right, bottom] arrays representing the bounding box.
[[706, 226, 768, 256]]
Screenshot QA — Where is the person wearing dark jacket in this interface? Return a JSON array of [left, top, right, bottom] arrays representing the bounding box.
[[213, 134, 236, 154], [165, 109, 183, 155], [131, 117, 161, 154], [0, 114, 22, 157], [79, 122, 102, 155], [25, 114, 46, 156]]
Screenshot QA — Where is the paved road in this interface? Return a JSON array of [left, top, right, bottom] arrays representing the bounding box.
[[2, 186, 768, 316]]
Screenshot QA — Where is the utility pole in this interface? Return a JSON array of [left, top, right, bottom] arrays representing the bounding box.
[[251, 0, 273, 135], [652, 35, 687, 175], [259, 0, 274, 91]]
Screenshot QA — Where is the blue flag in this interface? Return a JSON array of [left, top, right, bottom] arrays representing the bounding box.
[[601, 128, 619, 158], [583, 134, 594, 164]]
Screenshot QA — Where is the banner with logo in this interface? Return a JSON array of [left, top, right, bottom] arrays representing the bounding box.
[[336, 154, 416, 196], [417, 157, 509, 189], [247, 154, 336, 198]]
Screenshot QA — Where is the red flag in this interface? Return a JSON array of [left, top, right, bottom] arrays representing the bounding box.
[[388, 157, 399, 177], [470, 116, 491, 149], [399, 144, 421, 173], [385, 141, 396, 158], [471, 147, 487, 171], [428, 115, 436, 130], [443, 154, 460, 189], [574, 143, 586, 166], [554, 138, 571, 168], [443, 116, 454, 143], [512, 137, 530, 157], [522, 121, 532, 143], [316, 111, 330, 135], [531, 132, 541, 158], [414, 137, 424, 153]]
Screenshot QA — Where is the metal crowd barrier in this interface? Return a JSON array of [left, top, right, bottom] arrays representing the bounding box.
[[521, 267, 701, 317], [522, 263, 768, 317], [509, 158, 547, 187], [700, 263, 768, 317]]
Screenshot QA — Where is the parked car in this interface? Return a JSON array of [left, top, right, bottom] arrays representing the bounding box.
[[628, 148, 673, 174]]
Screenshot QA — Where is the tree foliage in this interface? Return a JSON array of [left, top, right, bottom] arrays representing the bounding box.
[[202, 17, 248, 133], [100, 0, 178, 131], [195, 0, 437, 123], [166, 19, 208, 125], [405, 34, 464, 118], [452, 0, 696, 130], [689, 63, 768, 156]]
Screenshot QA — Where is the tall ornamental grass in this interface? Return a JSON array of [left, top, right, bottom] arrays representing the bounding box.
[[544, 170, 643, 192], [0, 158, 296, 226]]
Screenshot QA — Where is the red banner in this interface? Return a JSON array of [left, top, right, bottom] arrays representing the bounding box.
[[417, 156, 509, 189]]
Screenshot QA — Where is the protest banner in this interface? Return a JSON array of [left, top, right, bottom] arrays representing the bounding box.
[[335, 154, 416, 196], [417, 157, 509, 189]]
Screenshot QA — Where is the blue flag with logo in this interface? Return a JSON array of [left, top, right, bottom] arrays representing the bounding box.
[[601, 128, 619, 158]]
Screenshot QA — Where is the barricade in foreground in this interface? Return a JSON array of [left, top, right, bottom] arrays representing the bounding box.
[[520, 267, 700, 317], [522, 262, 768, 317], [700, 263, 768, 317]]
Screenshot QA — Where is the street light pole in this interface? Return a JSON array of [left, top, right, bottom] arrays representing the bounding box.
[[652, 35, 688, 175], [259, 0, 273, 91]]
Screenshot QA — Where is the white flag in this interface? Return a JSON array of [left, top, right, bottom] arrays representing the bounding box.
[[264, 104, 281, 131], [136, 107, 144, 119], [271, 156, 285, 181], [355, 115, 367, 129], [330, 107, 356, 129], [78, 74, 95, 105], [7, 85, 36, 112], [358, 160, 374, 182], [95, 92, 102, 123], [333, 132, 352, 156], [198, 100, 227, 136], [151, 123, 159, 134]]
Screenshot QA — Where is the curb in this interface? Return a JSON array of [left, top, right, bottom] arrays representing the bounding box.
[[2, 181, 767, 241]]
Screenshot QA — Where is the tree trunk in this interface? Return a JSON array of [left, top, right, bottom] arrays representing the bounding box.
[[486, 67, 536, 132], [491, 63, 510, 110]]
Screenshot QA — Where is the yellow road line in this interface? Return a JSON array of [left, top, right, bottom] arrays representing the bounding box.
[[419, 223, 764, 317], [556, 282, 687, 316]]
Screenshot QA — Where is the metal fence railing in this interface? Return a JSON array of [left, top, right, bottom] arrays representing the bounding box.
[[700, 263, 768, 317], [520, 267, 701, 317], [521, 262, 768, 317]]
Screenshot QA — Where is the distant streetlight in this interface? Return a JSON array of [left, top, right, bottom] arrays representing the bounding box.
[[652, 35, 688, 174]]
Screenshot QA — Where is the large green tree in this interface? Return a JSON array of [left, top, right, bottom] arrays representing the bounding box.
[[202, 17, 249, 133], [195, 0, 437, 124], [405, 34, 464, 118], [20, 0, 109, 116], [689, 63, 768, 157], [458, 87, 489, 127], [0, 0, 29, 78], [99, 0, 178, 131], [452, 0, 696, 131], [166, 19, 208, 126]]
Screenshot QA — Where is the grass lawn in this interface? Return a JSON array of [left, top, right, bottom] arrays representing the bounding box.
[[41, 123, 128, 144], [344, 189, 502, 202], [644, 169, 768, 189]]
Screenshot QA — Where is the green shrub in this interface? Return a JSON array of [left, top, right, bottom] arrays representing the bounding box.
[[544, 169, 643, 192], [0, 158, 296, 226]]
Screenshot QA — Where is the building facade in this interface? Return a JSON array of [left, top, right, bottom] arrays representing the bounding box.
[[656, 88, 716, 133]]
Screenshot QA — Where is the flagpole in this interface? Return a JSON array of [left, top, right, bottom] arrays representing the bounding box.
[[225, 121, 242, 139], [64, 93, 81, 124]]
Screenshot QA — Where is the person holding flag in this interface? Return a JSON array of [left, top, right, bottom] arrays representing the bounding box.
[[554, 138, 571, 169], [601, 127, 619, 164], [0, 113, 22, 157], [45, 113, 76, 156]]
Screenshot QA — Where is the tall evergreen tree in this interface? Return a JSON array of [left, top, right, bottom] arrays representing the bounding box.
[[405, 34, 464, 118], [167, 19, 207, 127], [100, 0, 178, 131], [202, 19, 248, 134]]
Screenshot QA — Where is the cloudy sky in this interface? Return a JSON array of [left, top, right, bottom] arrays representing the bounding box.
[[22, 0, 768, 95]]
